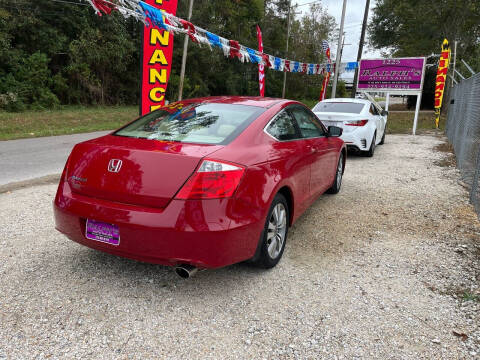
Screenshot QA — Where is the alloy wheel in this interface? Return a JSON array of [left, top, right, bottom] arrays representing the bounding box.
[[266, 203, 287, 259], [336, 155, 343, 187]]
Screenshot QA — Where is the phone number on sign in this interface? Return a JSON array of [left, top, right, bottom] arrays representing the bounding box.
[[382, 59, 401, 65], [362, 84, 418, 89]]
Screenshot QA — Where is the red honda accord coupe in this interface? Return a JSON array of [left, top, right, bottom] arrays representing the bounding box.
[[54, 96, 345, 277]]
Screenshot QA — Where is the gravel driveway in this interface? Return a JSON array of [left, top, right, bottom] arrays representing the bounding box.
[[0, 134, 479, 359]]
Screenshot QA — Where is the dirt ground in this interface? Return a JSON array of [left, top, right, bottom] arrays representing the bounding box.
[[0, 134, 479, 359]]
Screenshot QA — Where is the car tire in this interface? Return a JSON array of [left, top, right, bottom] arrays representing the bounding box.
[[327, 152, 344, 194], [253, 193, 289, 269], [379, 127, 386, 145], [364, 132, 376, 157]]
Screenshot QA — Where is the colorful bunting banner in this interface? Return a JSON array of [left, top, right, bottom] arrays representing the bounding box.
[[84, 0, 358, 74], [83, 0, 358, 106], [344, 62, 358, 72]]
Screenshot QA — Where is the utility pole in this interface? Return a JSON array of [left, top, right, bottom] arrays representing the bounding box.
[[340, 33, 346, 59], [331, 0, 347, 98], [282, 0, 292, 99], [451, 40, 458, 86], [351, 0, 370, 97], [177, 0, 194, 101]]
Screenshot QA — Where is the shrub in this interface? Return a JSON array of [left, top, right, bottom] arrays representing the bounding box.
[[0, 52, 59, 111]]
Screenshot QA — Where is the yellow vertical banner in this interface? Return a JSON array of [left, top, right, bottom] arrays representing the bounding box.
[[434, 39, 451, 128]]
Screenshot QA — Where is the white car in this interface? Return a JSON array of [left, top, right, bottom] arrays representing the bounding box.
[[312, 98, 387, 157]]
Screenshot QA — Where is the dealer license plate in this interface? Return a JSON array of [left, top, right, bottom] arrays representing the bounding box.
[[86, 219, 120, 246]]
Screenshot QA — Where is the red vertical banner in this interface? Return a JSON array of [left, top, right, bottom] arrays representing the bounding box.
[[320, 40, 331, 101], [434, 39, 450, 128], [256, 25, 265, 97], [319, 72, 330, 101], [141, 0, 178, 116]]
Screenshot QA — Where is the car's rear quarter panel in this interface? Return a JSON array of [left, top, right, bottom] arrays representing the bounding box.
[[211, 102, 318, 226]]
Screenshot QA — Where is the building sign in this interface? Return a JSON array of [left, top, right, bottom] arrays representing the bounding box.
[[357, 57, 426, 92], [141, 0, 178, 116]]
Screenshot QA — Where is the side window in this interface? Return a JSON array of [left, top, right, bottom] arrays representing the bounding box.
[[369, 104, 375, 115], [265, 110, 300, 141], [290, 106, 326, 138], [370, 104, 379, 115]]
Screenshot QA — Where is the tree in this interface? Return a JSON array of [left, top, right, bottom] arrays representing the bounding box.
[[369, 0, 480, 109], [369, 0, 480, 64], [67, 21, 136, 104], [0, 0, 337, 110], [287, 3, 335, 99], [0, 0, 140, 108]]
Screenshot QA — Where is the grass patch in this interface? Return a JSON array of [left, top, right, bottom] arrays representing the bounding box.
[[0, 104, 446, 141], [300, 99, 318, 109], [388, 103, 409, 111], [462, 292, 480, 302], [433, 141, 456, 167], [300, 100, 442, 135], [387, 111, 445, 134], [0, 105, 138, 141], [434, 141, 454, 153]]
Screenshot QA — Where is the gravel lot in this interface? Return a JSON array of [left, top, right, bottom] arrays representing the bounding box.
[[0, 134, 479, 359]]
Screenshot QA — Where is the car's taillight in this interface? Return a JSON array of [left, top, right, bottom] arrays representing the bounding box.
[[345, 119, 368, 126], [175, 159, 246, 199], [60, 154, 71, 183], [55, 155, 71, 203]]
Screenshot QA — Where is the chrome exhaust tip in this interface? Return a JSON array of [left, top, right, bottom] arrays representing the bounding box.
[[175, 264, 198, 279]]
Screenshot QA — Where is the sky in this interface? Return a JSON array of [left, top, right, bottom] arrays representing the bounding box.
[[294, 0, 384, 79]]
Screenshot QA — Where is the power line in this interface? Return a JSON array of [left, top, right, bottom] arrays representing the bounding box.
[[49, 0, 88, 5], [1, 4, 70, 16], [343, 22, 362, 28], [293, 0, 322, 8], [2, 2, 89, 17]]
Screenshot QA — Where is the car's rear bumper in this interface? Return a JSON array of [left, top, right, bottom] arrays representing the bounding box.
[[341, 126, 372, 151], [54, 182, 265, 269]]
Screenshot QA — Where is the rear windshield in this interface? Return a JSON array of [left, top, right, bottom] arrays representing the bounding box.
[[114, 103, 264, 145], [312, 102, 365, 114]]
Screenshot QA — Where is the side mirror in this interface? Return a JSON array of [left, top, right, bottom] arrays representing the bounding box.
[[328, 126, 343, 137], [381, 110, 389, 116]]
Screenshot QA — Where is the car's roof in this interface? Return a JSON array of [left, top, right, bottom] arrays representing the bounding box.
[[178, 96, 287, 108], [319, 98, 371, 105]]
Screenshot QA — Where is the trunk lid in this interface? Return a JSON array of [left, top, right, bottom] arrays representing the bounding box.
[[67, 135, 222, 208], [314, 112, 366, 133]]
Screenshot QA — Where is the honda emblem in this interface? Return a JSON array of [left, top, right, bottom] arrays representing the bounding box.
[[108, 159, 122, 173]]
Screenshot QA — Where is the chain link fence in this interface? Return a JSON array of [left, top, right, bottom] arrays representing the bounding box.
[[445, 72, 480, 217]]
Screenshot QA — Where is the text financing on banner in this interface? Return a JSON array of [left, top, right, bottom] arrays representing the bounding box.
[[434, 39, 451, 128], [256, 25, 265, 97], [357, 58, 426, 91], [141, 0, 178, 116]]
